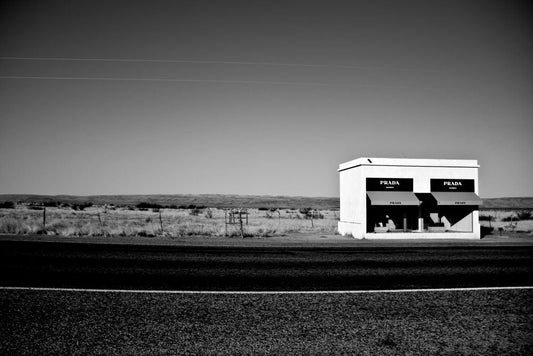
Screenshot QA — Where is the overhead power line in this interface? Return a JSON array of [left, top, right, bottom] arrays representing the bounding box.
[[0, 75, 432, 90], [0, 56, 441, 73], [0, 75, 381, 88]]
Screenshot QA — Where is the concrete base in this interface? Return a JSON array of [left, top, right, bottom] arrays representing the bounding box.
[[338, 221, 363, 238], [362, 232, 480, 240], [339, 221, 480, 239]]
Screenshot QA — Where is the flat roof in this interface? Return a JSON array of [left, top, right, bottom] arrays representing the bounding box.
[[338, 157, 479, 172]]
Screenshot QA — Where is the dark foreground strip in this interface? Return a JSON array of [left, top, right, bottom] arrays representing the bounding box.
[[1, 240, 532, 291]]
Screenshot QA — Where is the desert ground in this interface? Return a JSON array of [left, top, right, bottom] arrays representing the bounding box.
[[0, 204, 338, 238], [0, 199, 532, 238]]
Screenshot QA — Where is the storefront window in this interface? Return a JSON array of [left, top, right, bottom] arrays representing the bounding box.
[[415, 179, 481, 233], [366, 178, 420, 233]]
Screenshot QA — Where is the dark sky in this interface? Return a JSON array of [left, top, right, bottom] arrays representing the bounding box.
[[0, 0, 532, 197]]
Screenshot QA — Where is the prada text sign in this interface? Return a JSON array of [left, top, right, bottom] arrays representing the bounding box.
[[366, 178, 413, 191], [431, 179, 474, 192]]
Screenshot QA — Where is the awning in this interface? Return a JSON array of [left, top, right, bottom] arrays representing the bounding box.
[[431, 192, 482, 206], [367, 191, 421, 206]]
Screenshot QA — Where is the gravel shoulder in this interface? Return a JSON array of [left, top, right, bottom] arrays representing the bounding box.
[[1, 288, 531, 355]]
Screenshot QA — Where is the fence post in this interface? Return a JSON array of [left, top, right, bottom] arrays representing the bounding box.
[[224, 210, 227, 237], [43, 208, 46, 230], [97, 212, 105, 237], [239, 211, 244, 238], [159, 210, 164, 234]]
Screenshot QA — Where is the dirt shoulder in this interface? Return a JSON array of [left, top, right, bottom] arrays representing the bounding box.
[[1, 232, 532, 248]]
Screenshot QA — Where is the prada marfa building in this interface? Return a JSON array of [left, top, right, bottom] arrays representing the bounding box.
[[338, 158, 482, 239]]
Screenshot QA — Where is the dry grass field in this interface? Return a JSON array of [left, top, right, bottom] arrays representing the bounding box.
[[0, 206, 338, 238], [479, 210, 533, 233], [0, 195, 531, 238]]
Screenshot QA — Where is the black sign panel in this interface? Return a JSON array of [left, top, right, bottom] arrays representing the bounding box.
[[431, 179, 475, 192], [366, 178, 413, 191]]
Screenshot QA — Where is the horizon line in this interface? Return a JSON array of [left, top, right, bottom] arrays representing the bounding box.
[[0, 193, 531, 200]]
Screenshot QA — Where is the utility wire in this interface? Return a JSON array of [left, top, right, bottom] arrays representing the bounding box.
[[0, 75, 429, 90], [0, 56, 441, 73]]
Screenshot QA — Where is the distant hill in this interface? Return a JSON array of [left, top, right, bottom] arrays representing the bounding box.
[[479, 197, 533, 210], [0, 194, 340, 210], [0, 194, 531, 210]]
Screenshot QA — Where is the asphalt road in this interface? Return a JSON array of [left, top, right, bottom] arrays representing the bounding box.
[[1, 239, 532, 291]]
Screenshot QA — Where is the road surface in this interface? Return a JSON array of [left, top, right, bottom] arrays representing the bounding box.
[[1, 238, 532, 291]]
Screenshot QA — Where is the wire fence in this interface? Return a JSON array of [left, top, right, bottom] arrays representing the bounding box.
[[0, 207, 339, 238]]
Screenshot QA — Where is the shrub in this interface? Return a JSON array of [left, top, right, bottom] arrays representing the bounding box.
[[47, 220, 72, 235], [516, 210, 532, 220], [71, 202, 93, 211], [137, 230, 156, 238], [136, 202, 163, 210], [0, 201, 15, 209], [299, 208, 312, 215], [178, 204, 206, 210], [298, 208, 324, 219], [501, 210, 532, 221], [0, 217, 27, 234], [479, 215, 493, 221], [189, 207, 203, 216]]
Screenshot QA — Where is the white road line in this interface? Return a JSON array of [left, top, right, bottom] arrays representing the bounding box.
[[1, 286, 532, 294]]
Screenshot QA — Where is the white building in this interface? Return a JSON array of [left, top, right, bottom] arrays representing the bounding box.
[[338, 158, 482, 239]]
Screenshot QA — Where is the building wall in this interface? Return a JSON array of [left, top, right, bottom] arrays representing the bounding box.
[[338, 167, 364, 236], [338, 159, 480, 239]]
